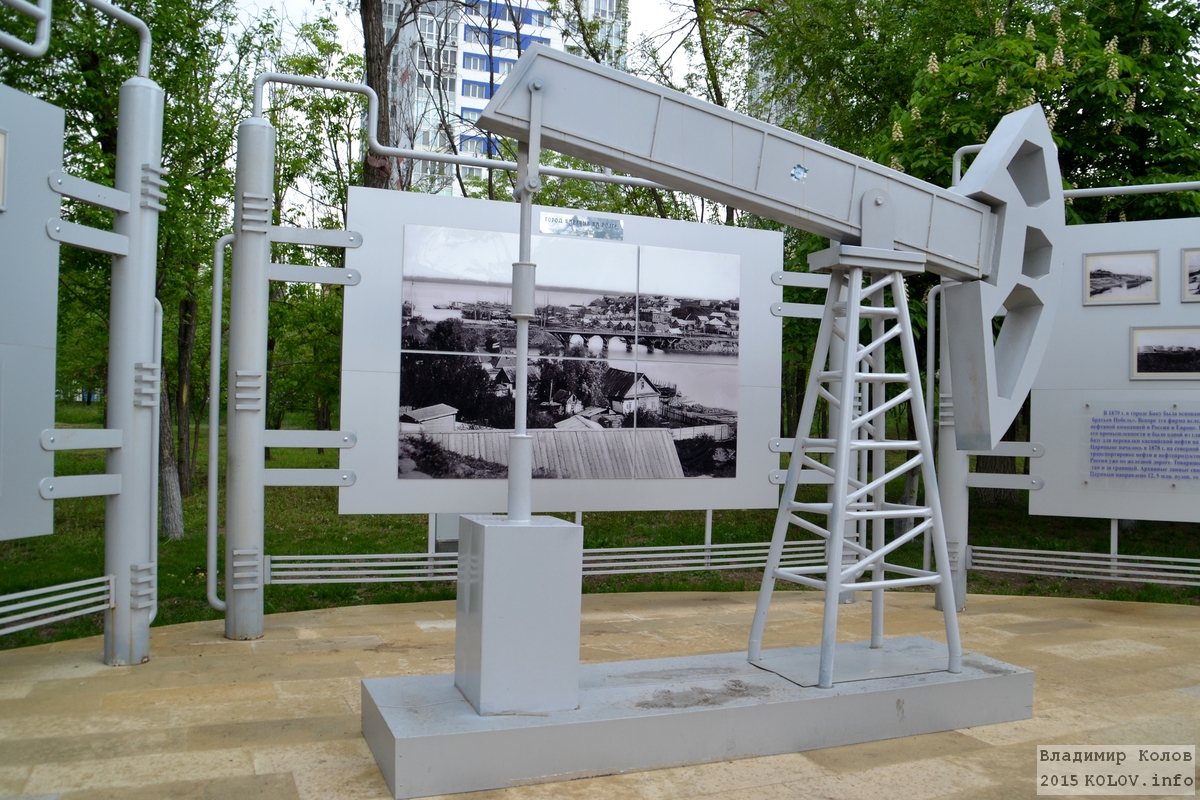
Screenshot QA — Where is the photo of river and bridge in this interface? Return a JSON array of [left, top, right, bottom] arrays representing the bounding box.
[[396, 228, 741, 481]]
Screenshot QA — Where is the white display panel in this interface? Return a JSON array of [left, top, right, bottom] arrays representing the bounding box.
[[339, 188, 783, 514], [1030, 217, 1200, 523]]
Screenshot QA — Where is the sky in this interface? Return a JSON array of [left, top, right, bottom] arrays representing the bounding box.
[[257, 0, 677, 64]]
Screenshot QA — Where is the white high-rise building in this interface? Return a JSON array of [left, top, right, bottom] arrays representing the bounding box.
[[383, 0, 628, 195]]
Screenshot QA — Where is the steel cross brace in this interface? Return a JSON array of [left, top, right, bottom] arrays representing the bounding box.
[[747, 190, 962, 688]]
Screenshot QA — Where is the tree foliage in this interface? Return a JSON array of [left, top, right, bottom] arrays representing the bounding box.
[[877, 0, 1200, 222]]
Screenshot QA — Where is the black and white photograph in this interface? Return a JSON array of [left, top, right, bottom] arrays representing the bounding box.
[[1131, 327, 1200, 379], [402, 281, 642, 358], [397, 225, 741, 480], [1085, 251, 1158, 305], [1184, 249, 1200, 302]]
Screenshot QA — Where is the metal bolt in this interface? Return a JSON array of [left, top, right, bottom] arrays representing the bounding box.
[[874, 196, 884, 206], [49, 436, 55, 443], [531, 80, 543, 91], [48, 485, 54, 491], [55, 226, 61, 232]]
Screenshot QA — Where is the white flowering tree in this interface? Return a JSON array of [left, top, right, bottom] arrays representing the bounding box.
[[880, 0, 1200, 224]]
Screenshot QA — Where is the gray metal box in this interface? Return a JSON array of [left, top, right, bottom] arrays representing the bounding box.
[[0, 84, 64, 540], [455, 515, 583, 715]]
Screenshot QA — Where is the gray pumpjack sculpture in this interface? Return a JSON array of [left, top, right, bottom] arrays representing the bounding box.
[[480, 45, 1064, 687]]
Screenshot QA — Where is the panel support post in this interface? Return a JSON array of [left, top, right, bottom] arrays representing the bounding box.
[[224, 116, 276, 640], [935, 282, 969, 612], [507, 79, 543, 523], [104, 76, 164, 666]]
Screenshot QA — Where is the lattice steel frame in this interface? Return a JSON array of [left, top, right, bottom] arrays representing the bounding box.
[[747, 193, 962, 688]]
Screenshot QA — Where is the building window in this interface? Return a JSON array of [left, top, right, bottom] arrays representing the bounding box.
[[415, 159, 450, 177], [419, 74, 456, 92], [460, 137, 485, 155], [496, 33, 517, 49], [463, 166, 484, 179], [463, 53, 487, 71], [593, 0, 615, 19], [418, 45, 457, 72], [461, 108, 483, 122], [464, 2, 483, 16], [462, 81, 490, 99], [465, 26, 487, 45], [531, 10, 549, 26], [418, 16, 438, 37], [495, 59, 514, 75], [418, 129, 451, 149]]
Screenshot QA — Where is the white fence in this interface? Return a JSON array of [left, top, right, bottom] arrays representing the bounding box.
[[0, 575, 114, 636], [265, 540, 826, 585], [968, 546, 1200, 587]]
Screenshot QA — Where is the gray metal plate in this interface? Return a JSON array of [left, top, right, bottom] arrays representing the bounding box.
[[362, 637, 1033, 799], [0, 84, 64, 541]]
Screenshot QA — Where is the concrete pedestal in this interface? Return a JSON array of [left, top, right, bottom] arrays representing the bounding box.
[[454, 514, 583, 715], [363, 637, 1033, 799]]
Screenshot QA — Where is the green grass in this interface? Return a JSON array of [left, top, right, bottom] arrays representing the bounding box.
[[1, 402, 1197, 651]]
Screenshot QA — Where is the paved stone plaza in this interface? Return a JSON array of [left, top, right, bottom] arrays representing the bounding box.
[[0, 590, 1197, 799]]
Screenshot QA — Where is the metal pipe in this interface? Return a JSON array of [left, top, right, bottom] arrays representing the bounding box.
[[149, 298, 161, 623], [225, 118, 275, 640], [954, 141, 1199, 200], [206, 234, 234, 612], [1063, 180, 1200, 199], [507, 125, 535, 522], [951, 145, 984, 187], [78, 0, 151, 78], [249, 72, 665, 190], [0, 0, 52, 58], [923, 284, 942, 573], [893, 273, 962, 674], [935, 278, 969, 611], [103, 75, 163, 666]]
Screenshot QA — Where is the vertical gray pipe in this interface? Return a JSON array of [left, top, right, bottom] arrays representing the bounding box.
[[207, 235, 235, 612], [507, 143, 535, 522], [104, 76, 164, 666], [935, 280, 969, 611], [225, 117, 275, 640]]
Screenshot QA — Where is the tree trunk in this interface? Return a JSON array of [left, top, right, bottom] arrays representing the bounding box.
[[975, 417, 1021, 507], [315, 393, 331, 455], [360, 0, 394, 189], [159, 386, 186, 541], [176, 292, 198, 496]]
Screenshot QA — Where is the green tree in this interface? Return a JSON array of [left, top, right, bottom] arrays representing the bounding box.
[[878, 0, 1200, 222], [3, 0, 260, 523], [258, 19, 369, 443], [747, 0, 988, 153]]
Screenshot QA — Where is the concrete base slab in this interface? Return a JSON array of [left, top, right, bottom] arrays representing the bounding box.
[[361, 636, 1033, 799]]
